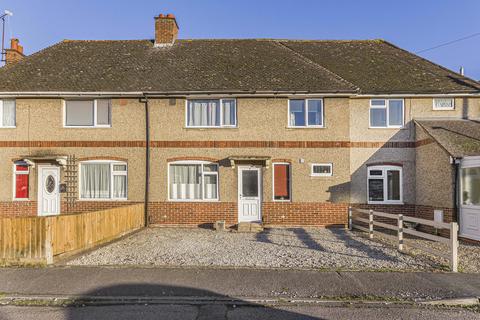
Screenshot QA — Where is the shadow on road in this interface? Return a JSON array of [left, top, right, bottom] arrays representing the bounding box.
[[0, 284, 324, 320]]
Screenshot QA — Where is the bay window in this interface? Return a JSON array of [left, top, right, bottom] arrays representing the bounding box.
[[13, 163, 29, 200], [0, 99, 16, 128], [186, 99, 236, 127], [80, 161, 127, 200], [289, 99, 323, 127], [273, 163, 291, 201], [367, 165, 402, 204], [169, 161, 219, 201], [65, 99, 111, 127], [369, 99, 404, 128]]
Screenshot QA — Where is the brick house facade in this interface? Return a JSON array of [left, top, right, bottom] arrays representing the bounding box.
[[0, 14, 479, 240]]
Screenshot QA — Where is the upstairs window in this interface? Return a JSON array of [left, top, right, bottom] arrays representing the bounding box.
[[0, 99, 16, 128], [273, 163, 291, 201], [169, 161, 219, 201], [80, 161, 127, 200], [433, 98, 455, 111], [370, 99, 404, 128], [13, 163, 29, 200], [186, 99, 236, 127], [289, 99, 323, 127], [65, 99, 111, 127], [367, 165, 402, 204]]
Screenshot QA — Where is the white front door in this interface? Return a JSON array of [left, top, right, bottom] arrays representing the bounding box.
[[37, 166, 60, 216], [238, 166, 262, 222], [460, 157, 480, 241]]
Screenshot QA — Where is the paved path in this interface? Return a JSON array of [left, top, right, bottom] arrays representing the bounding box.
[[0, 304, 478, 320], [1, 267, 479, 301]]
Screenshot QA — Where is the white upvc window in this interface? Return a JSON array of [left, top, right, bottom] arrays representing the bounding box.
[[369, 99, 404, 128], [168, 161, 219, 201], [367, 165, 403, 204], [13, 162, 29, 200], [433, 98, 455, 111], [288, 99, 324, 127], [311, 163, 333, 177], [79, 160, 127, 200], [64, 99, 111, 127], [0, 99, 16, 128], [186, 99, 237, 128]]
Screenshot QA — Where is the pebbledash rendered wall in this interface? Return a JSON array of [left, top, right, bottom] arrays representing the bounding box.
[[1, 96, 479, 227]]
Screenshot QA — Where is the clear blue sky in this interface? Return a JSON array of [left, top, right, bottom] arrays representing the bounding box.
[[2, 0, 479, 79]]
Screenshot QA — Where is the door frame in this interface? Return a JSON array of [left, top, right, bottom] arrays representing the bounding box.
[[37, 165, 61, 216], [459, 156, 480, 240], [237, 165, 262, 223]]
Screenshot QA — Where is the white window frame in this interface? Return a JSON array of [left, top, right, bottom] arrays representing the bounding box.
[[167, 160, 219, 202], [272, 162, 292, 202], [367, 165, 403, 204], [433, 98, 455, 111], [185, 99, 237, 128], [288, 99, 324, 128], [78, 160, 128, 201], [63, 99, 112, 128], [12, 163, 29, 201], [0, 99, 16, 128], [310, 163, 333, 177], [369, 99, 404, 128]]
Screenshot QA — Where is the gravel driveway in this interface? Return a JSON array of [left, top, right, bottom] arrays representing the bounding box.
[[68, 227, 438, 271]]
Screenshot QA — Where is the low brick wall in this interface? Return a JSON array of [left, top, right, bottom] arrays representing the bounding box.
[[148, 202, 237, 226], [0, 201, 141, 217], [262, 202, 348, 227]]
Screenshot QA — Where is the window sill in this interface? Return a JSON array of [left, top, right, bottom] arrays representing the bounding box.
[[286, 126, 325, 129], [64, 126, 112, 129], [273, 199, 291, 202], [13, 198, 30, 202], [367, 201, 404, 205], [77, 198, 129, 201], [0, 126, 16, 129], [368, 126, 405, 130], [168, 199, 220, 202], [183, 127, 238, 130]]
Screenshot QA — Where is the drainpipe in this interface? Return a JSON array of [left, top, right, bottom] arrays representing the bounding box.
[[451, 156, 461, 223], [141, 95, 151, 227]]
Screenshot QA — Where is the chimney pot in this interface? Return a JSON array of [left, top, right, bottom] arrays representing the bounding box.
[[154, 13, 179, 47], [5, 38, 25, 66]]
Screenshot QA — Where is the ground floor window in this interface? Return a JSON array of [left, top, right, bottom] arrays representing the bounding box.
[[273, 163, 291, 201], [80, 161, 127, 200], [169, 161, 219, 201], [13, 163, 29, 200], [367, 165, 402, 204]]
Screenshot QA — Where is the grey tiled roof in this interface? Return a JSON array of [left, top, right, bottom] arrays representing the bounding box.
[[416, 119, 480, 157], [0, 39, 479, 94]]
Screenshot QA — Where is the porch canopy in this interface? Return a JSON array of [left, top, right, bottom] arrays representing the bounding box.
[[227, 156, 271, 169], [16, 155, 68, 167]]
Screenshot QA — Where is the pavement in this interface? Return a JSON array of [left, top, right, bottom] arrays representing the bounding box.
[[0, 266, 479, 301]]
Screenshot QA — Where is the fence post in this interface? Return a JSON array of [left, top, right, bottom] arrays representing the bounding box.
[[398, 214, 404, 252], [348, 207, 352, 231], [44, 218, 54, 265], [450, 222, 458, 272], [369, 209, 374, 239]]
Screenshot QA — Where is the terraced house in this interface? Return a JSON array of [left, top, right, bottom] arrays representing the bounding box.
[[0, 14, 479, 241]]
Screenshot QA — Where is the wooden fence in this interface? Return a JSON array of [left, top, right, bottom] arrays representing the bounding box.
[[0, 204, 144, 265], [349, 207, 459, 272]]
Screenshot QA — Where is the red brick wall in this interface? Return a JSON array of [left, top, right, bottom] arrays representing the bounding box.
[[148, 202, 237, 226], [262, 202, 348, 227], [0, 201, 139, 217]]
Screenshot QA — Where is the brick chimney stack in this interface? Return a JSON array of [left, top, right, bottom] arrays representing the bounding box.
[[154, 13, 179, 47], [5, 38, 25, 66]]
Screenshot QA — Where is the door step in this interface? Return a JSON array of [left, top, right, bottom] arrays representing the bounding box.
[[237, 222, 264, 233]]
